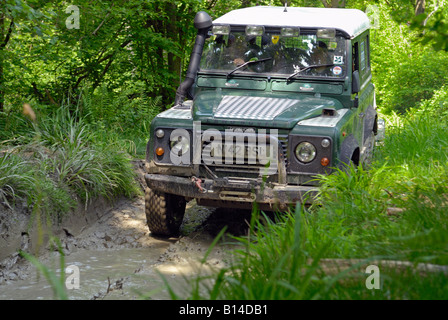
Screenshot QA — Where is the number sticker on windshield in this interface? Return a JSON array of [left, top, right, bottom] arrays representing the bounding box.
[[333, 56, 344, 65]]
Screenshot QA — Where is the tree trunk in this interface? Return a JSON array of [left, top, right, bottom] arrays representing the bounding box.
[[0, 2, 5, 112], [321, 0, 346, 8], [0, 11, 13, 111], [166, 2, 181, 89], [415, 0, 426, 16], [240, 0, 252, 8]]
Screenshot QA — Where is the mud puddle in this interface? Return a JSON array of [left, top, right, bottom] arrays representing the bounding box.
[[0, 197, 250, 300], [0, 247, 167, 300]]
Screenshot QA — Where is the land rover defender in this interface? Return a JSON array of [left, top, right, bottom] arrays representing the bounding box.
[[144, 6, 378, 236]]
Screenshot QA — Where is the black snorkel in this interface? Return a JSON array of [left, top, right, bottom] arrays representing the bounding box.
[[173, 11, 213, 107]]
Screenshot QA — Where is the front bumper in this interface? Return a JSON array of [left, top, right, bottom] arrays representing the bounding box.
[[145, 173, 318, 207]]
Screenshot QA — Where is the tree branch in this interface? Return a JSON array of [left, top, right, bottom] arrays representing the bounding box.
[[31, 82, 46, 103], [414, 0, 426, 16], [72, 38, 131, 78], [93, 56, 114, 90], [423, 2, 440, 26], [206, 0, 219, 10], [94, 21, 127, 63], [73, 74, 89, 90], [321, 0, 330, 8], [92, 12, 110, 36], [1, 18, 14, 49]]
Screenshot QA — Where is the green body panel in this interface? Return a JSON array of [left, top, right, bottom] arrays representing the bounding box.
[[197, 76, 268, 90], [271, 80, 344, 95], [146, 26, 376, 206], [192, 77, 347, 130], [148, 73, 368, 167]]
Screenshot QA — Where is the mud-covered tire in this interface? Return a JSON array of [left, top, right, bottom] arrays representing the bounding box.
[[145, 187, 186, 237]]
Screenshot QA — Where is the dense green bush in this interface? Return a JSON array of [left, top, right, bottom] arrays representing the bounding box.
[[0, 103, 141, 217], [0, 152, 35, 208], [371, 4, 448, 114], [0, 110, 34, 144], [413, 85, 448, 118], [35, 106, 141, 205], [78, 83, 162, 155]]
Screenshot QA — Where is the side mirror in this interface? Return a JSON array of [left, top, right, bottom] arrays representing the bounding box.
[[352, 70, 360, 94]]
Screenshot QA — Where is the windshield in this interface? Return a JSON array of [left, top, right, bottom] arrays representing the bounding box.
[[200, 30, 347, 79]]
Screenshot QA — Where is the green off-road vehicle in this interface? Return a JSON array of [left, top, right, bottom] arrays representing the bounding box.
[[144, 6, 378, 236]]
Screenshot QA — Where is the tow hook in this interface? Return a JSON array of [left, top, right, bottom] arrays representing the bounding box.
[[191, 176, 207, 193]]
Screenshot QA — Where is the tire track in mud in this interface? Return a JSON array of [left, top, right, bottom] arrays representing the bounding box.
[[81, 197, 248, 300], [0, 195, 249, 300]]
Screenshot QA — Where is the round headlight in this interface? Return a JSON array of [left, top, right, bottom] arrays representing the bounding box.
[[155, 129, 165, 138], [170, 135, 190, 156], [295, 142, 316, 163], [321, 138, 331, 148]]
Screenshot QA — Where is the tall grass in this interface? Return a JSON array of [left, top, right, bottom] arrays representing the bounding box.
[[0, 152, 35, 208], [32, 105, 141, 207], [161, 205, 448, 300], [78, 83, 162, 156], [164, 98, 448, 300], [211, 209, 331, 300], [1, 100, 142, 217], [307, 107, 448, 265], [0, 113, 31, 145], [158, 208, 335, 300]]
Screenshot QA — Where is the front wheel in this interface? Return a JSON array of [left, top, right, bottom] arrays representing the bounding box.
[[145, 187, 186, 237]]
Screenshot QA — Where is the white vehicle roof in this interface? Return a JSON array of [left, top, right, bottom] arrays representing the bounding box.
[[213, 6, 371, 38]]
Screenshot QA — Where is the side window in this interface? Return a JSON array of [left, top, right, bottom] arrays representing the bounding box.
[[360, 40, 366, 71], [352, 42, 359, 72], [366, 35, 371, 69]]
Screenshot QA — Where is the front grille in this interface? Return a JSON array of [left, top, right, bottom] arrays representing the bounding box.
[[200, 131, 288, 176]]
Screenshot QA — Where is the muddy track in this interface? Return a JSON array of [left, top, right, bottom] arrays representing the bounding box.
[[0, 159, 252, 299], [0, 194, 251, 300]]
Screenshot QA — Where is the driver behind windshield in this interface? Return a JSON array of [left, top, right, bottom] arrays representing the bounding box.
[[309, 41, 333, 75], [200, 30, 346, 78]]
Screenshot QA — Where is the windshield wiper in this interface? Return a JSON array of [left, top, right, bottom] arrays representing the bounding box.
[[286, 64, 335, 81], [227, 57, 272, 78]]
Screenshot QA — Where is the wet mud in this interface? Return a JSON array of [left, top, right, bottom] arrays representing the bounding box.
[[0, 196, 251, 300]]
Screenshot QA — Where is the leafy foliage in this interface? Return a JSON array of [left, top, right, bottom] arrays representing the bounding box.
[[410, 4, 448, 51], [0, 152, 35, 208], [33, 105, 141, 205], [0, 102, 141, 217], [371, 2, 448, 114], [2, 0, 448, 301]]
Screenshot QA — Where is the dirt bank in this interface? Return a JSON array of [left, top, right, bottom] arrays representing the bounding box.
[[0, 195, 114, 283]]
